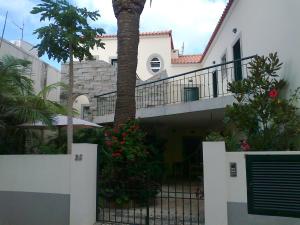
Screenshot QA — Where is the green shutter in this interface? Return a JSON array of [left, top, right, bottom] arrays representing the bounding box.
[[233, 39, 243, 81], [246, 155, 300, 218], [184, 87, 199, 102], [212, 71, 218, 98]]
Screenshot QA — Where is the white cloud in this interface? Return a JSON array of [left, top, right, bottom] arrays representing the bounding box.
[[1, 0, 227, 54], [74, 0, 227, 54], [0, 0, 36, 24]]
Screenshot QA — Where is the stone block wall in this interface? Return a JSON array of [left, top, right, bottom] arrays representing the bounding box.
[[61, 60, 117, 119]]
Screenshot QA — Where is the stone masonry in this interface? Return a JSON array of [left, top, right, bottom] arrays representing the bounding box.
[[60, 60, 117, 120]]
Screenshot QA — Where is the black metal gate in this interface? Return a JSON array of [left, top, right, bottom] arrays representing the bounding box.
[[96, 161, 204, 225]]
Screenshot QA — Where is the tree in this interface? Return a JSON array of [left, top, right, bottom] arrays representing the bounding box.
[[112, 0, 146, 127], [0, 55, 67, 153], [31, 0, 105, 153]]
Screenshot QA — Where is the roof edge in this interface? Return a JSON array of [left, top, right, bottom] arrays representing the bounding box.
[[200, 0, 234, 63], [98, 30, 172, 39]]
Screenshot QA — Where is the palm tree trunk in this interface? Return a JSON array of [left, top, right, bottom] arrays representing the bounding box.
[[67, 44, 74, 154], [113, 0, 146, 127]]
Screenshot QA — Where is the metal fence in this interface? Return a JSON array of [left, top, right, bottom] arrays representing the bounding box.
[[96, 56, 255, 116], [97, 161, 204, 225]]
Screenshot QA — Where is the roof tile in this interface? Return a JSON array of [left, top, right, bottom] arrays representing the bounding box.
[[98, 30, 172, 38], [171, 55, 202, 64]]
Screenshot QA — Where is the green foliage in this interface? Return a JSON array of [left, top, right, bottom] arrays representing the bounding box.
[[100, 120, 164, 206], [205, 130, 239, 151], [37, 143, 66, 154], [225, 53, 300, 151], [32, 0, 105, 152], [74, 127, 105, 147], [30, 127, 104, 154], [31, 0, 105, 62], [0, 56, 67, 154], [205, 131, 225, 141]]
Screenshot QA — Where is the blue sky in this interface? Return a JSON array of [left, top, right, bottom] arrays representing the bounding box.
[[0, 0, 227, 70]]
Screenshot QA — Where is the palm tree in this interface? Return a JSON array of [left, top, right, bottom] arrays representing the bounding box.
[[112, 0, 147, 127], [0, 55, 67, 153]]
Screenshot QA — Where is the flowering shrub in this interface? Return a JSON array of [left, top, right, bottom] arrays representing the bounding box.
[[99, 119, 164, 206], [225, 53, 300, 151]]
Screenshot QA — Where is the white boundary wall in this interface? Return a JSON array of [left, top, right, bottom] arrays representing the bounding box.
[[203, 142, 228, 225], [0, 143, 97, 225], [71, 144, 97, 225], [203, 142, 300, 225]]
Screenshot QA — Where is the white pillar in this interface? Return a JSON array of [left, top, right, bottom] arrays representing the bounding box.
[[70, 144, 98, 225], [203, 141, 228, 225]]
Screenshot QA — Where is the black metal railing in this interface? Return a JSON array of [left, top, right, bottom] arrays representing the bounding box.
[[96, 56, 255, 116]]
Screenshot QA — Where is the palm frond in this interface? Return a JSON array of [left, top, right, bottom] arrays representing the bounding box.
[[37, 82, 68, 99]]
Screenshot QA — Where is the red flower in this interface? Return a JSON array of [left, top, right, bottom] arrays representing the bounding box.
[[105, 141, 113, 147], [113, 128, 119, 134], [112, 136, 118, 141], [104, 131, 111, 137], [120, 140, 126, 145], [241, 140, 250, 151], [112, 149, 123, 158], [122, 132, 128, 138], [112, 152, 122, 158], [269, 89, 278, 99]]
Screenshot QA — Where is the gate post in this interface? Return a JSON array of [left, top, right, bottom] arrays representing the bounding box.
[[70, 144, 98, 225], [203, 141, 228, 225]]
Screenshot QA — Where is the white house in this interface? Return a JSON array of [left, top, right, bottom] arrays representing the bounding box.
[[199, 1, 300, 224], [66, 30, 202, 119], [200, 0, 300, 100], [91, 30, 202, 80], [91, 0, 300, 184], [0, 39, 61, 102], [95, 0, 300, 127]]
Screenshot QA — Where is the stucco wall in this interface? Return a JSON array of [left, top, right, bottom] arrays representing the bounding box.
[[0, 39, 61, 102], [203, 142, 300, 225], [0, 144, 97, 225], [226, 151, 300, 225], [203, 142, 228, 225], [201, 0, 300, 102], [91, 35, 201, 80]]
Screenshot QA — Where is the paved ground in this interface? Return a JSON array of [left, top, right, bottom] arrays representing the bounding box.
[[97, 183, 205, 225]]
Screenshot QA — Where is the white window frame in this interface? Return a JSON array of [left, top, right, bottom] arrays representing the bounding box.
[[150, 57, 161, 73]]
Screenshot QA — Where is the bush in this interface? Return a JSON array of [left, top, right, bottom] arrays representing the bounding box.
[[100, 119, 164, 206], [225, 53, 300, 151], [205, 131, 240, 151]]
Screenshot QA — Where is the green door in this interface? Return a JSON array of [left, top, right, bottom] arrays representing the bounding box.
[[212, 70, 218, 98], [233, 39, 242, 81]]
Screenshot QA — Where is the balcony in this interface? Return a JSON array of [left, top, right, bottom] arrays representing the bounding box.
[[94, 56, 255, 124]]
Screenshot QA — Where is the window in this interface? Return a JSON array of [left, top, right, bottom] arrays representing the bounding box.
[[81, 105, 90, 120], [233, 39, 242, 81], [111, 58, 118, 67], [184, 87, 199, 102], [150, 57, 161, 73], [221, 53, 227, 79], [212, 70, 218, 98]]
